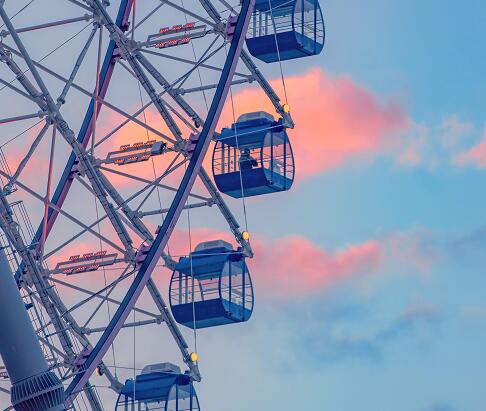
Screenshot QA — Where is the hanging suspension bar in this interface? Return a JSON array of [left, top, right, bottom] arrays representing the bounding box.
[[142, 22, 211, 49], [52, 251, 120, 275], [102, 140, 167, 166]]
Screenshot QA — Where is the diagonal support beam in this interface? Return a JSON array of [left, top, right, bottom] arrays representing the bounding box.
[[4, 121, 50, 192]]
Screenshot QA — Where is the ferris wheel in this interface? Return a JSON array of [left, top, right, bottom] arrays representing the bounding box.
[[0, 0, 324, 410]]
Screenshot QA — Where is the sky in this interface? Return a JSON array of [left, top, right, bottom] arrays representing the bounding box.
[[0, 0, 486, 410], [226, 1, 486, 410]]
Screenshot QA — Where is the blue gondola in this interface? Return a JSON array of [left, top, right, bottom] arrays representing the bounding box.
[[115, 363, 199, 411], [246, 0, 325, 63], [212, 111, 294, 198], [169, 240, 254, 329]]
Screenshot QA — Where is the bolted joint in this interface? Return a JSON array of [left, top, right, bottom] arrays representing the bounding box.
[[47, 112, 58, 125], [80, 327, 91, 335], [192, 116, 201, 128], [280, 111, 295, 129], [71, 347, 92, 372], [92, 12, 103, 26], [109, 31, 124, 46], [213, 21, 227, 35], [185, 133, 199, 156], [225, 15, 238, 40], [3, 184, 14, 195], [125, 39, 139, 53], [56, 120, 74, 140]]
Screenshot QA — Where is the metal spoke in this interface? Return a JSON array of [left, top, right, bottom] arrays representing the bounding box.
[[1, 15, 92, 36], [0, 111, 46, 124]]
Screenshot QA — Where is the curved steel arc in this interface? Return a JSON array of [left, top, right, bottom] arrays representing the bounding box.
[[14, 0, 133, 283], [65, 0, 256, 404]]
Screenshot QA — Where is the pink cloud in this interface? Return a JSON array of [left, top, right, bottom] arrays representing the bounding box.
[[51, 228, 380, 299], [454, 126, 486, 167], [249, 235, 381, 298], [395, 123, 428, 167], [166, 227, 436, 300], [219, 67, 409, 178], [166, 227, 382, 299]]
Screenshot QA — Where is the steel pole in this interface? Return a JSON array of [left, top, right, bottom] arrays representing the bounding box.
[[0, 248, 64, 410]]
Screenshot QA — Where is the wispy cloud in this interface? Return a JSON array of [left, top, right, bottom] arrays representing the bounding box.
[[454, 125, 486, 167], [258, 301, 442, 371]]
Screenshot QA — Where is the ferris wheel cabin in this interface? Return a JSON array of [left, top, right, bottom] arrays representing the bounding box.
[[212, 111, 294, 198], [246, 0, 325, 63], [115, 363, 199, 411], [169, 240, 254, 329]]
